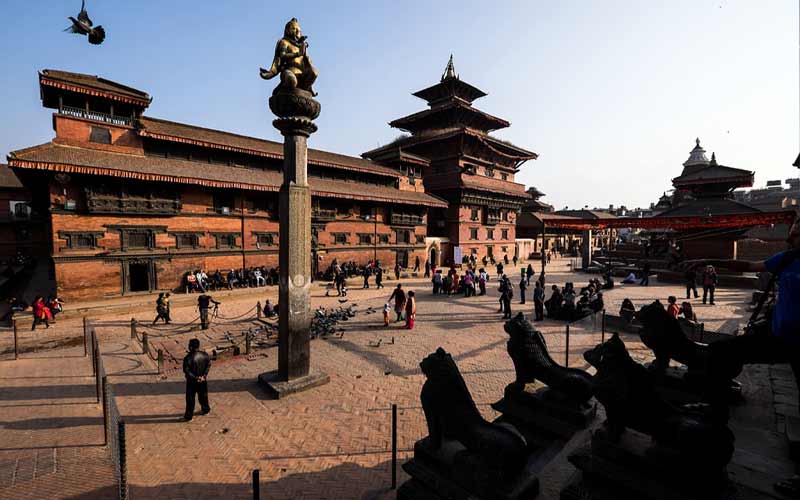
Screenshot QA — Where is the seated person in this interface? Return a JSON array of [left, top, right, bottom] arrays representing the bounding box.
[[667, 296, 680, 318], [263, 299, 276, 317], [679, 301, 697, 322], [602, 272, 614, 290], [619, 298, 636, 323], [545, 285, 563, 318], [590, 292, 604, 313], [621, 272, 637, 284]]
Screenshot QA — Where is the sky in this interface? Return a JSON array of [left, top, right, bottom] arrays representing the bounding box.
[[0, 0, 797, 210]]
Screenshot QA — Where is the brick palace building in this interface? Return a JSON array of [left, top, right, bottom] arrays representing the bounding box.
[[362, 57, 538, 265], [7, 70, 448, 300]]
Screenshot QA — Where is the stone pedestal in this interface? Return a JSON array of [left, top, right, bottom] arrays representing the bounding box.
[[492, 387, 596, 439], [561, 430, 731, 500], [258, 89, 329, 397], [399, 437, 541, 500]]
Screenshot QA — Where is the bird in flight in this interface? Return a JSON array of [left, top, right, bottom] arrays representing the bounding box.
[[64, 0, 105, 45]]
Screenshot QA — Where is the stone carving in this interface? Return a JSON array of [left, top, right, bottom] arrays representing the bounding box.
[[637, 301, 741, 401], [260, 18, 318, 96], [420, 347, 528, 481], [583, 334, 734, 469], [503, 313, 593, 403]]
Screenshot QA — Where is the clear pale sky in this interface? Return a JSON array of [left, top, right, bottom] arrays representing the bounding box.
[[0, 0, 797, 210]]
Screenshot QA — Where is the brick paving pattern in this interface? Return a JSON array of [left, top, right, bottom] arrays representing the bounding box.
[[0, 259, 778, 499]]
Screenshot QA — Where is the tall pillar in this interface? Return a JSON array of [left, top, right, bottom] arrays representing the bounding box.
[[258, 86, 329, 397], [581, 229, 593, 270]]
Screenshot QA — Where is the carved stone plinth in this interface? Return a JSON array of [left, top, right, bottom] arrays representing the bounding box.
[[561, 430, 731, 500], [492, 387, 597, 439], [646, 364, 742, 406], [398, 437, 540, 500], [259, 88, 328, 396], [258, 368, 329, 399]]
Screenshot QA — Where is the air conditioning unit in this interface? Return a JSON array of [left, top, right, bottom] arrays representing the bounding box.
[[220, 206, 230, 215], [64, 200, 77, 210]]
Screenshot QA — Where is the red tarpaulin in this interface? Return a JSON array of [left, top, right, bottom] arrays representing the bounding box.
[[541, 210, 797, 231]]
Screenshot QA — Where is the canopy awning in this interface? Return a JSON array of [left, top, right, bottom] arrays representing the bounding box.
[[540, 210, 796, 231]]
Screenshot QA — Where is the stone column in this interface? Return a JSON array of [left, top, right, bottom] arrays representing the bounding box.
[[581, 229, 593, 270], [258, 89, 329, 397]]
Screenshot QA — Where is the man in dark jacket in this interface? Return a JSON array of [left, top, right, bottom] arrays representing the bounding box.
[[183, 338, 211, 421], [198, 294, 220, 330]]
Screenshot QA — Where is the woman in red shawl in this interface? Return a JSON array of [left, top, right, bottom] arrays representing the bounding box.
[[31, 296, 52, 330], [405, 291, 417, 330]]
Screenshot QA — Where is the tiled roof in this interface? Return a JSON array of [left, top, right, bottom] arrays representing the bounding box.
[[7, 143, 447, 208], [673, 164, 754, 185], [40, 69, 151, 104], [0, 164, 24, 189], [655, 198, 761, 217], [138, 117, 401, 178], [389, 101, 510, 133], [460, 175, 528, 198], [554, 209, 618, 219]]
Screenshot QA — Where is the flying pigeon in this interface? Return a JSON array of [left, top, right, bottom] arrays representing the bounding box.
[[65, 0, 106, 45]]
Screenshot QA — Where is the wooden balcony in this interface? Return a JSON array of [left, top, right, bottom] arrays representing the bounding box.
[[312, 208, 337, 221], [391, 213, 424, 226], [60, 105, 134, 126]]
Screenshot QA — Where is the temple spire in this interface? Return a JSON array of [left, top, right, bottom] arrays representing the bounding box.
[[683, 137, 710, 167], [441, 54, 458, 82]]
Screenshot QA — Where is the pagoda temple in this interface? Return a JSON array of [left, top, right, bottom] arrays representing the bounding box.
[[655, 138, 758, 259], [363, 56, 537, 266]]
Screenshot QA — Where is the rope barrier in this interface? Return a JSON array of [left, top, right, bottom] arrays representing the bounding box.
[[216, 304, 258, 320], [143, 315, 201, 331]]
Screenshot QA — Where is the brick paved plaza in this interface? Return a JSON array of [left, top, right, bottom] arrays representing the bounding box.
[[0, 259, 789, 499]]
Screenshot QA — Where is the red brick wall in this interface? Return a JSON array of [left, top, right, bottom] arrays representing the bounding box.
[[53, 115, 143, 154]]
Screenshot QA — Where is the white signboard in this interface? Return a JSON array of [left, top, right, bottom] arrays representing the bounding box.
[[453, 246, 462, 264]]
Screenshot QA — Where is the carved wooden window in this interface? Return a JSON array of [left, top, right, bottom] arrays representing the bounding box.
[[501, 229, 509, 240], [395, 229, 411, 244], [127, 232, 153, 249], [332, 233, 348, 245], [89, 126, 112, 145], [379, 234, 390, 244], [60, 231, 103, 250], [484, 167, 495, 178], [255, 233, 276, 246], [502, 246, 508, 253], [358, 233, 373, 245], [501, 173, 508, 181], [469, 228, 478, 240], [487, 229, 495, 240], [215, 233, 237, 249], [415, 235, 425, 244], [174, 233, 200, 249], [470, 208, 479, 221]]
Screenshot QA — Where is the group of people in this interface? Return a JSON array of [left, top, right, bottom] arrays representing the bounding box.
[[684, 265, 719, 305], [386, 284, 416, 329], [430, 267, 487, 296], [30, 295, 64, 330], [185, 267, 279, 293], [544, 281, 605, 322]]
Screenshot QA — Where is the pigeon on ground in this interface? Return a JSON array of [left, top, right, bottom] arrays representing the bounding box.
[[65, 0, 106, 45], [338, 299, 348, 304]]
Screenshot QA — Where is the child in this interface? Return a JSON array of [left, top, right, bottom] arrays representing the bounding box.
[[341, 284, 348, 297], [667, 296, 679, 319], [383, 302, 391, 327]]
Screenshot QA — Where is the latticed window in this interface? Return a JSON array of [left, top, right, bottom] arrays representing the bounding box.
[[379, 234, 390, 244], [127, 232, 152, 249], [487, 229, 494, 240], [175, 233, 199, 249], [333, 233, 348, 245], [256, 233, 276, 246], [470, 228, 478, 240], [502, 229, 509, 240], [358, 234, 372, 245], [75, 234, 96, 248]]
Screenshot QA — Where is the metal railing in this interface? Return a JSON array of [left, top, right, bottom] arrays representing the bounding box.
[[90, 324, 129, 500], [60, 105, 134, 126]]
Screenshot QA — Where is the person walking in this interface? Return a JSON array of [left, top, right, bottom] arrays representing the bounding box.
[[394, 263, 402, 281], [702, 265, 718, 305], [478, 268, 488, 296], [362, 267, 371, 289], [389, 284, 406, 322], [685, 267, 699, 299], [496, 262, 504, 279], [375, 267, 384, 289], [424, 259, 431, 278], [533, 280, 545, 321], [31, 296, 51, 330], [414, 256, 420, 273], [519, 276, 528, 304], [183, 338, 211, 421], [153, 293, 170, 325], [501, 283, 513, 319], [383, 302, 391, 327], [405, 291, 417, 329], [526, 264, 534, 286], [198, 294, 220, 330]]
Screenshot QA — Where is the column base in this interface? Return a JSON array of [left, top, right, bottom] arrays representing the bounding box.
[[258, 368, 330, 399]]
